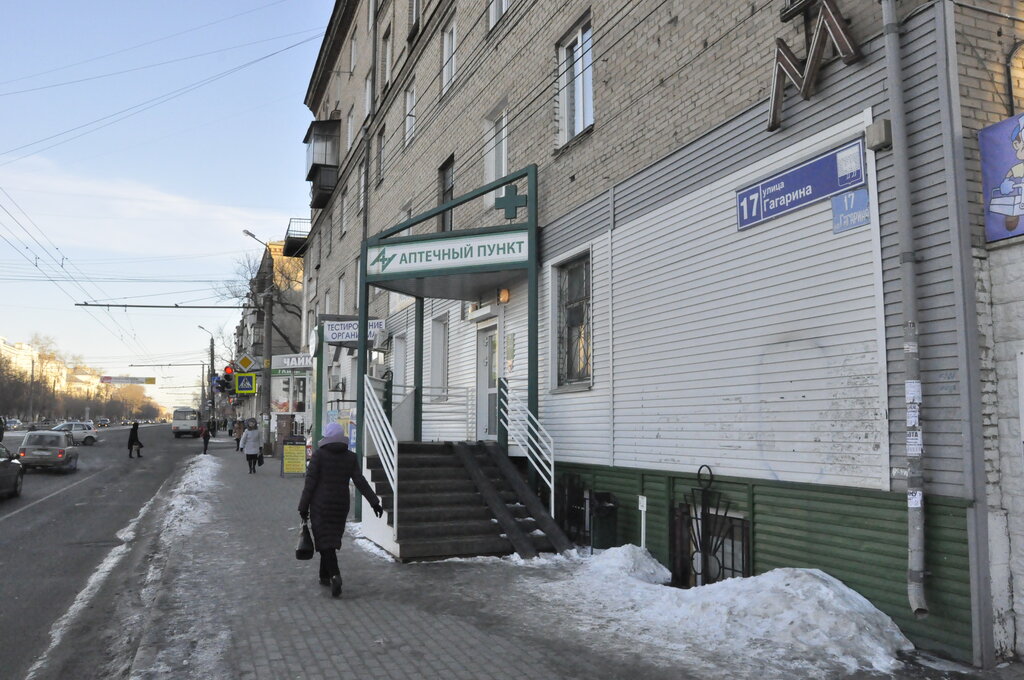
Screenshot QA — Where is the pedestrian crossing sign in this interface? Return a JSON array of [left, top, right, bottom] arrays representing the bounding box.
[[235, 373, 257, 394]]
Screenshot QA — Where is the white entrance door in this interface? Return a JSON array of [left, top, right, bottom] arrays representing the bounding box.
[[476, 328, 498, 440], [392, 335, 407, 390]]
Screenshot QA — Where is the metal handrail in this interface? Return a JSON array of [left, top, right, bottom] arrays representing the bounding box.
[[364, 374, 397, 535], [498, 378, 555, 518]]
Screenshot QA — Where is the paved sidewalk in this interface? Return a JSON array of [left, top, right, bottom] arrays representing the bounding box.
[[127, 445, 1024, 680]]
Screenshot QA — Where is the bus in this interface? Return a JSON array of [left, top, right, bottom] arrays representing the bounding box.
[[171, 407, 201, 438]]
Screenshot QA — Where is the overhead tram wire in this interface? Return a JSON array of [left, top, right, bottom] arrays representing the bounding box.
[[0, 34, 323, 165], [0, 27, 325, 97], [0, 0, 293, 86]]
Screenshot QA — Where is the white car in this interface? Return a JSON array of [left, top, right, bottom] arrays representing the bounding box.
[[4, 419, 22, 431], [52, 422, 100, 446]]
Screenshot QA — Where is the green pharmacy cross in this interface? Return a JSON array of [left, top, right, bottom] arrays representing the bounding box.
[[495, 184, 528, 220]]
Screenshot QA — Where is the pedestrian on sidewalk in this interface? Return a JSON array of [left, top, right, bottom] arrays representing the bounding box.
[[200, 422, 212, 455], [232, 420, 244, 451], [128, 422, 143, 458], [238, 419, 260, 473], [298, 422, 383, 598]]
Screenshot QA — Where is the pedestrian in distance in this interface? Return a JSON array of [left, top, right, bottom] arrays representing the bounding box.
[[232, 420, 244, 451], [298, 422, 383, 598], [0, 416, 5, 443], [200, 421, 212, 454], [128, 422, 143, 458], [238, 419, 261, 473]]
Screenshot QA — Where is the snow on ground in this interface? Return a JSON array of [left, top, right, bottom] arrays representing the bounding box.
[[347, 522, 397, 562]]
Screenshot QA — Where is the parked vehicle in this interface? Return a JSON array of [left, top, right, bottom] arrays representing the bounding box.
[[5, 418, 23, 431], [51, 422, 99, 446], [171, 408, 200, 438], [25, 420, 54, 431], [0, 442, 23, 498], [18, 431, 78, 472]]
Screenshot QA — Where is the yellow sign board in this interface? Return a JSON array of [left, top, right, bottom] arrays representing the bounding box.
[[237, 354, 256, 371], [282, 443, 306, 475]]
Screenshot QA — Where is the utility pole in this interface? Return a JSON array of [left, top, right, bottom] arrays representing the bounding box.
[[262, 291, 273, 456], [27, 358, 34, 421], [200, 363, 206, 418], [209, 335, 216, 435]]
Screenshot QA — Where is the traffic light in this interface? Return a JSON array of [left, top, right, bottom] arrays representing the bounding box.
[[224, 365, 234, 376], [219, 375, 234, 394]]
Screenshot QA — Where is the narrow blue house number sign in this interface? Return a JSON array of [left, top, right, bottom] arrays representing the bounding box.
[[736, 139, 866, 231]]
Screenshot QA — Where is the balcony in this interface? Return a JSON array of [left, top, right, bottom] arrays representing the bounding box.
[[304, 120, 340, 209], [282, 217, 311, 257]]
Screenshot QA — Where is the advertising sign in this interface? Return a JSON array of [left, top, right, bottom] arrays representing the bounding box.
[[323, 319, 385, 344], [367, 229, 529, 276], [100, 376, 156, 385], [235, 373, 257, 394], [736, 139, 866, 230], [979, 113, 1024, 243], [282, 438, 307, 476], [271, 354, 312, 370]]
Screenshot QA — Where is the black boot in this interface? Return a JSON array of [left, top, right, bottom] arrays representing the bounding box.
[[330, 575, 342, 598]]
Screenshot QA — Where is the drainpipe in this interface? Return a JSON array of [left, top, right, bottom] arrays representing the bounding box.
[[881, 0, 928, 618]]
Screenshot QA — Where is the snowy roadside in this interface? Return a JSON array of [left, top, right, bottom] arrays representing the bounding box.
[[128, 454, 226, 680], [351, 533, 924, 679]]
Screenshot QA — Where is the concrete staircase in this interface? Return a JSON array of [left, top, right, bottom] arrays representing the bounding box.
[[365, 441, 561, 561]]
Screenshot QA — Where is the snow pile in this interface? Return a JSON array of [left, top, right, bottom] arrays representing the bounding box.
[[347, 522, 397, 562], [159, 454, 221, 541], [534, 545, 913, 678]]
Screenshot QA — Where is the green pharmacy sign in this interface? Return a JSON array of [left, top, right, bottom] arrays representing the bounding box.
[[367, 230, 529, 277]]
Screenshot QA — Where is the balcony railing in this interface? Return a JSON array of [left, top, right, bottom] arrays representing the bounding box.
[[283, 218, 311, 258]]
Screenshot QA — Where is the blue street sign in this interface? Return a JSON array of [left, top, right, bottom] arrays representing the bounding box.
[[235, 373, 257, 394], [736, 139, 866, 231], [831, 188, 871, 234]]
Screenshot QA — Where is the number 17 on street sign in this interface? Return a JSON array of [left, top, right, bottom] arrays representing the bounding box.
[[235, 373, 257, 394]]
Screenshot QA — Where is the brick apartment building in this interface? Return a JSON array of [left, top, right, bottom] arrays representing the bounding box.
[[285, 0, 1024, 666]]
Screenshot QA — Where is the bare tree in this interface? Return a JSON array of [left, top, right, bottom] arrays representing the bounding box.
[[218, 246, 304, 354]]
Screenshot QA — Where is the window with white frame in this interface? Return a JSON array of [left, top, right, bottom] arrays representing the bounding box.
[[359, 159, 367, 211], [377, 127, 386, 182], [339, 190, 348, 237], [489, 0, 510, 29], [354, 256, 361, 310], [438, 155, 454, 231], [558, 18, 594, 144], [441, 18, 457, 93], [346, 108, 354, 149], [557, 252, 591, 385], [350, 35, 357, 73], [484, 108, 507, 202], [338, 276, 346, 315], [364, 74, 373, 117], [381, 27, 392, 86], [405, 82, 416, 144]]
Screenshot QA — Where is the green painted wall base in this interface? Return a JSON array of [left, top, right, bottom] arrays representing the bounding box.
[[557, 462, 972, 663]]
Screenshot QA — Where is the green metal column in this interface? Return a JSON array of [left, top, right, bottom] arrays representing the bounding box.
[[312, 322, 324, 446], [355, 241, 369, 522], [414, 297, 424, 442], [527, 164, 539, 425]]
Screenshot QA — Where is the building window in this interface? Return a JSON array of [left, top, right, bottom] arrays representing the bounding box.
[[359, 159, 367, 211], [409, 0, 421, 33], [489, 0, 510, 29], [438, 155, 454, 231], [441, 18, 457, 94], [325, 206, 334, 257], [405, 82, 416, 144], [364, 74, 373, 117], [558, 18, 594, 144], [338, 276, 346, 315], [350, 35, 357, 73], [376, 127, 386, 182], [346, 108, 354, 149], [354, 256, 361, 311], [557, 253, 591, 385], [381, 27, 392, 86], [484, 108, 507, 201], [430, 315, 449, 397]]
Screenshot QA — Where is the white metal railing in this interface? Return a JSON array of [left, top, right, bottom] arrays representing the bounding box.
[[498, 378, 555, 518], [393, 384, 473, 441], [364, 375, 397, 533]]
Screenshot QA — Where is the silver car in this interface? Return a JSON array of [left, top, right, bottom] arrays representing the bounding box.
[[18, 431, 79, 472], [52, 422, 100, 446]]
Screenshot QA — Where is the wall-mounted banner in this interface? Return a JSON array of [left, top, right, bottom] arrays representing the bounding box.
[[979, 113, 1024, 243], [271, 353, 313, 371], [100, 376, 156, 385], [367, 230, 529, 277], [736, 139, 866, 231], [323, 319, 385, 344]]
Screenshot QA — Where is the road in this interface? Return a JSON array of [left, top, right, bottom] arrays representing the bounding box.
[[0, 424, 201, 680]]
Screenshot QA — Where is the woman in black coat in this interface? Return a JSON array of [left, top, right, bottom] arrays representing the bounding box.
[[127, 422, 143, 458], [298, 423, 382, 597]]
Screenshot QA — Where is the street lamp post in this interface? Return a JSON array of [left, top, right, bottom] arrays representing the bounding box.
[[198, 325, 216, 435], [243, 230, 274, 458]]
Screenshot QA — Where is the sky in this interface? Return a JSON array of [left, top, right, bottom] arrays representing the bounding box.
[[0, 0, 330, 410]]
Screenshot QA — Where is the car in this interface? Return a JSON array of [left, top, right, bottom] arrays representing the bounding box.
[[5, 418, 23, 431], [96, 418, 110, 428], [51, 422, 100, 446], [17, 431, 78, 472], [0, 442, 23, 498], [25, 420, 53, 431]]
